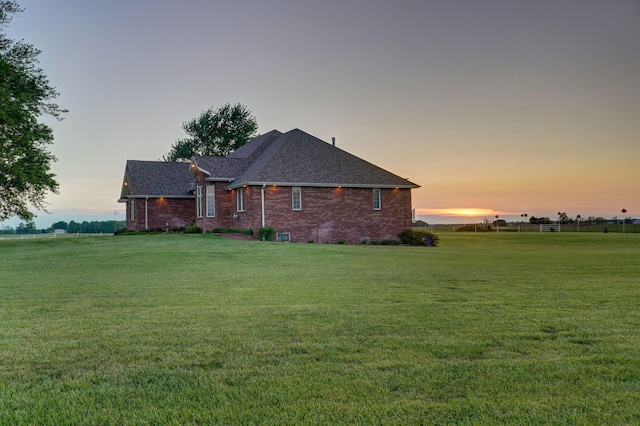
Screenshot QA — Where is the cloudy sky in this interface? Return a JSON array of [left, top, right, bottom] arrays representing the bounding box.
[[4, 0, 639, 227]]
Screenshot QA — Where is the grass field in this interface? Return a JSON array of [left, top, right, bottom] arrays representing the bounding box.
[[1, 233, 639, 424]]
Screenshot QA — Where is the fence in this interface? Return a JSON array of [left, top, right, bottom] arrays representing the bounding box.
[[416, 223, 640, 234], [563, 222, 640, 233], [0, 233, 55, 240], [0, 232, 113, 241]]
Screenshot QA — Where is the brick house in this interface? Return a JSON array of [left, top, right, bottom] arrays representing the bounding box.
[[119, 128, 419, 242], [118, 160, 195, 230], [190, 128, 419, 243]]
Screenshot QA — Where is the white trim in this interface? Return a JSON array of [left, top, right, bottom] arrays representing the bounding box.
[[205, 177, 235, 182], [277, 232, 291, 242], [130, 199, 135, 221], [196, 184, 203, 218], [237, 188, 245, 212], [373, 188, 381, 210], [206, 184, 216, 217], [189, 161, 210, 177], [226, 182, 418, 190], [125, 195, 194, 199], [292, 187, 302, 211], [261, 184, 266, 227]]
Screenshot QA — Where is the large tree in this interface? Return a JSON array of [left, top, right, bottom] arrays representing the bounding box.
[[163, 103, 258, 161], [0, 1, 65, 221]]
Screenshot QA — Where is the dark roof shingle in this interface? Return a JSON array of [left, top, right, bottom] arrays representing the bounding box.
[[120, 128, 418, 201], [119, 161, 194, 199], [231, 129, 419, 188]]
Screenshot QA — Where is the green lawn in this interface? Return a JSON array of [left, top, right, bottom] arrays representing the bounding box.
[[1, 233, 639, 424]]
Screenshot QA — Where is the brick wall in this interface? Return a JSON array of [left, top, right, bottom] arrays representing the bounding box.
[[248, 185, 412, 243], [126, 197, 195, 230], [230, 185, 262, 231], [189, 172, 414, 242], [194, 174, 240, 231]]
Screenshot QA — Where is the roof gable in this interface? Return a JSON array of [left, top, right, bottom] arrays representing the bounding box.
[[120, 160, 194, 199], [191, 156, 248, 181], [191, 130, 284, 181], [231, 129, 419, 188], [129, 129, 419, 198], [226, 130, 282, 160]]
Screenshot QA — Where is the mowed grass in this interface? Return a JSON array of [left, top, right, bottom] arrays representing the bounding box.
[[1, 233, 639, 424]]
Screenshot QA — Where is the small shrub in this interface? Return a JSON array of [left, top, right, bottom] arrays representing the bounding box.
[[307, 240, 315, 243], [398, 229, 439, 247], [258, 226, 275, 241], [337, 239, 347, 244], [184, 225, 202, 234]]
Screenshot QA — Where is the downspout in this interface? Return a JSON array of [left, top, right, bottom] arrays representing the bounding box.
[[261, 184, 266, 228], [145, 197, 148, 230]]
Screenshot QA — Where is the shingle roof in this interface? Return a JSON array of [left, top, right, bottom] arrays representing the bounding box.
[[191, 157, 248, 181], [227, 130, 282, 160], [230, 129, 419, 189], [192, 130, 284, 181], [120, 128, 419, 201], [119, 160, 194, 200]]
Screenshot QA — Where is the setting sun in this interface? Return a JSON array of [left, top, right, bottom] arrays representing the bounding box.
[[418, 208, 497, 217]]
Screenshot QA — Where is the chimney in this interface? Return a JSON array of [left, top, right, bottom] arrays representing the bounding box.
[[332, 137, 335, 146]]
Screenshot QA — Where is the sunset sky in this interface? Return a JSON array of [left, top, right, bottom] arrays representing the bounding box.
[[3, 0, 639, 227]]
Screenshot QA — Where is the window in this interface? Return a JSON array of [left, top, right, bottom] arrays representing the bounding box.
[[196, 184, 203, 218], [237, 188, 245, 212], [129, 199, 135, 221], [292, 187, 302, 210], [277, 232, 291, 242], [206, 184, 215, 217], [373, 188, 381, 210]]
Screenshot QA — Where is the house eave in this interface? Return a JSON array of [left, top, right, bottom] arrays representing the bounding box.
[[205, 177, 235, 183], [118, 195, 195, 201], [225, 181, 420, 190], [189, 162, 210, 177]]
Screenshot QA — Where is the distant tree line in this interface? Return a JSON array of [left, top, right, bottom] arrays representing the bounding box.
[[1, 220, 126, 234], [413, 216, 636, 229], [527, 215, 633, 225]]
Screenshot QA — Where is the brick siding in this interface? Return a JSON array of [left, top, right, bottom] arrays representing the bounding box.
[[127, 197, 195, 230], [193, 170, 412, 243], [259, 185, 412, 243]]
